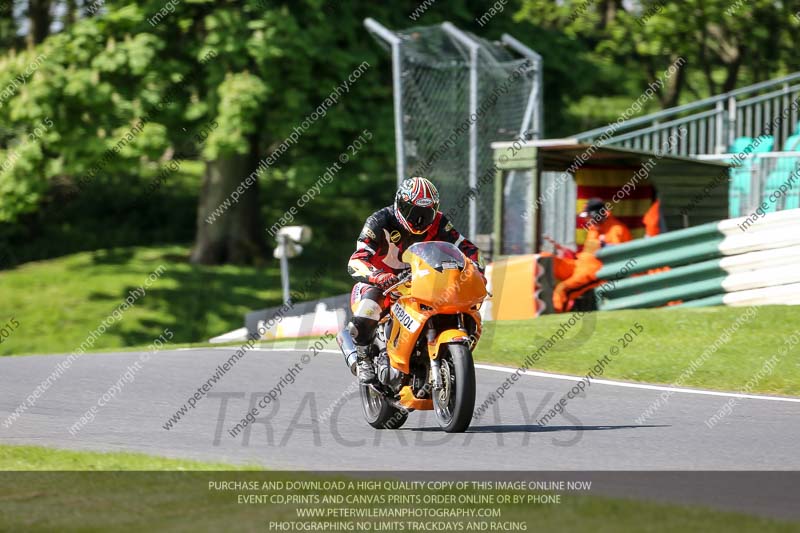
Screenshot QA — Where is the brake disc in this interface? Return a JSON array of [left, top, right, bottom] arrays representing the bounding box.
[[437, 360, 453, 405]]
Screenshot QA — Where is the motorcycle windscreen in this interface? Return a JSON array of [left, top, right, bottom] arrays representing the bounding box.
[[402, 241, 486, 310], [404, 241, 466, 272]]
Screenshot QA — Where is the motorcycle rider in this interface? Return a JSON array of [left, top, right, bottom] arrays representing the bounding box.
[[347, 177, 484, 384]]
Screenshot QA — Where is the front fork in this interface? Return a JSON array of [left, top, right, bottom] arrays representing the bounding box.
[[428, 326, 444, 392], [428, 314, 469, 392]]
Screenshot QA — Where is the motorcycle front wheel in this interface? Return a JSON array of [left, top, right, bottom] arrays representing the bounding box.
[[360, 384, 408, 429], [433, 343, 476, 433]]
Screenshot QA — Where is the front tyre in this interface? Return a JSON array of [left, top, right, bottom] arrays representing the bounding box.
[[359, 384, 408, 429], [433, 343, 476, 433]]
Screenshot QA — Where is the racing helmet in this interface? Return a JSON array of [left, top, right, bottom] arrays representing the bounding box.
[[394, 177, 440, 234]]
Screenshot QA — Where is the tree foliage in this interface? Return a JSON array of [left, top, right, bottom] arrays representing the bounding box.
[[1, 0, 799, 263], [516, 0, 800, 131]]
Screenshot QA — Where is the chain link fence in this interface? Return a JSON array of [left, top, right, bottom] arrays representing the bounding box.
[[366, 20, 543, 241]]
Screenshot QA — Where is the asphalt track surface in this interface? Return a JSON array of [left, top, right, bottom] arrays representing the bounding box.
[[2, 347, 800, 518]]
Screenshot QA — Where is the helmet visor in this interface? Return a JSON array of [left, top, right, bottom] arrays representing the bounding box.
[[399, 202, 436, 232]]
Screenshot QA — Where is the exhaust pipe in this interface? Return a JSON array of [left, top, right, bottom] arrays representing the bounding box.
[[336, 329, 358, 376]]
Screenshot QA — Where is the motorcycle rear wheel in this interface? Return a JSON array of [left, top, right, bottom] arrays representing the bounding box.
[[433, 343, 476, 433], [360, 384, 408, 429]]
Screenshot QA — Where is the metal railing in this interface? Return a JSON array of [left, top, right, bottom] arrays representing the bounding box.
[[696, 152, 800, 217], [575, 73, 800, 156]]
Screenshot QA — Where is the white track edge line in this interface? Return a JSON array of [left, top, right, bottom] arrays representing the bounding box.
[[475, 364, 800, 403]]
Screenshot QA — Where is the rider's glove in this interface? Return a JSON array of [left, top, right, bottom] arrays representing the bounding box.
[[369, 272, 400, 291], [471, 260, 487, 284]]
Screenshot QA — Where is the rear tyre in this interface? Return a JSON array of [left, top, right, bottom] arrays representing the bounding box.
[[433, 343, 476, 433], [360, 384, 408, 429]]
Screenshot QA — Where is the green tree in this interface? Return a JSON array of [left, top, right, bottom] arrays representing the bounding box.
[[26, 0, 53, 47], [0, 0, 22, 52], [0, 0, 507, 265], [516, 0, 795, 129]]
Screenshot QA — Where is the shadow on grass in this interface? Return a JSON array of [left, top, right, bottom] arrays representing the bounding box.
[[106, 258, 348, 348], [34, 242, 351, 352], [90, 248, 136, 265], [116, 268, 277, 347]]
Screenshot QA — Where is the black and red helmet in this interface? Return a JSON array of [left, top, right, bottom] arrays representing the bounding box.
[[394, 177, 440, 234]]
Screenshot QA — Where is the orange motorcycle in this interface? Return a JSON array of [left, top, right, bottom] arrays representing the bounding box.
[[337, 241, 488, 433]]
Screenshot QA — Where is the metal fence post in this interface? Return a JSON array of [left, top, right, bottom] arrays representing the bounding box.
[[535, 57, 544, 139], [782, 83, 790, 146], [728, 95, 737, 147], [364, 18, 405, 186], [501, 33, 544, 140], [279, 234, 291, 305], [443, 22, 481, 239]]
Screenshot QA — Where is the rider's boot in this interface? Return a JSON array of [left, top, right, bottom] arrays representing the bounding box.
[[376, 349, 401, 387], [356, 345, 377, 384]]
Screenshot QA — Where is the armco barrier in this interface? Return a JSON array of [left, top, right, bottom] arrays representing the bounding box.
[[245, 293, 350, 340], [594, 208, 800, 309]]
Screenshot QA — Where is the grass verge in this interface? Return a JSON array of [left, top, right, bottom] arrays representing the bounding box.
[[0, 444, 257, 471], [475, 305, 800, 396], [0, 445, 797, 532], [0, 245, 349, 356]]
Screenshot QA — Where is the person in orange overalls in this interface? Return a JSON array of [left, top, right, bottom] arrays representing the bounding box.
[[582, 198, 632, 247], [552, 198, 632, 312], [642, 198, 661, 237]]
